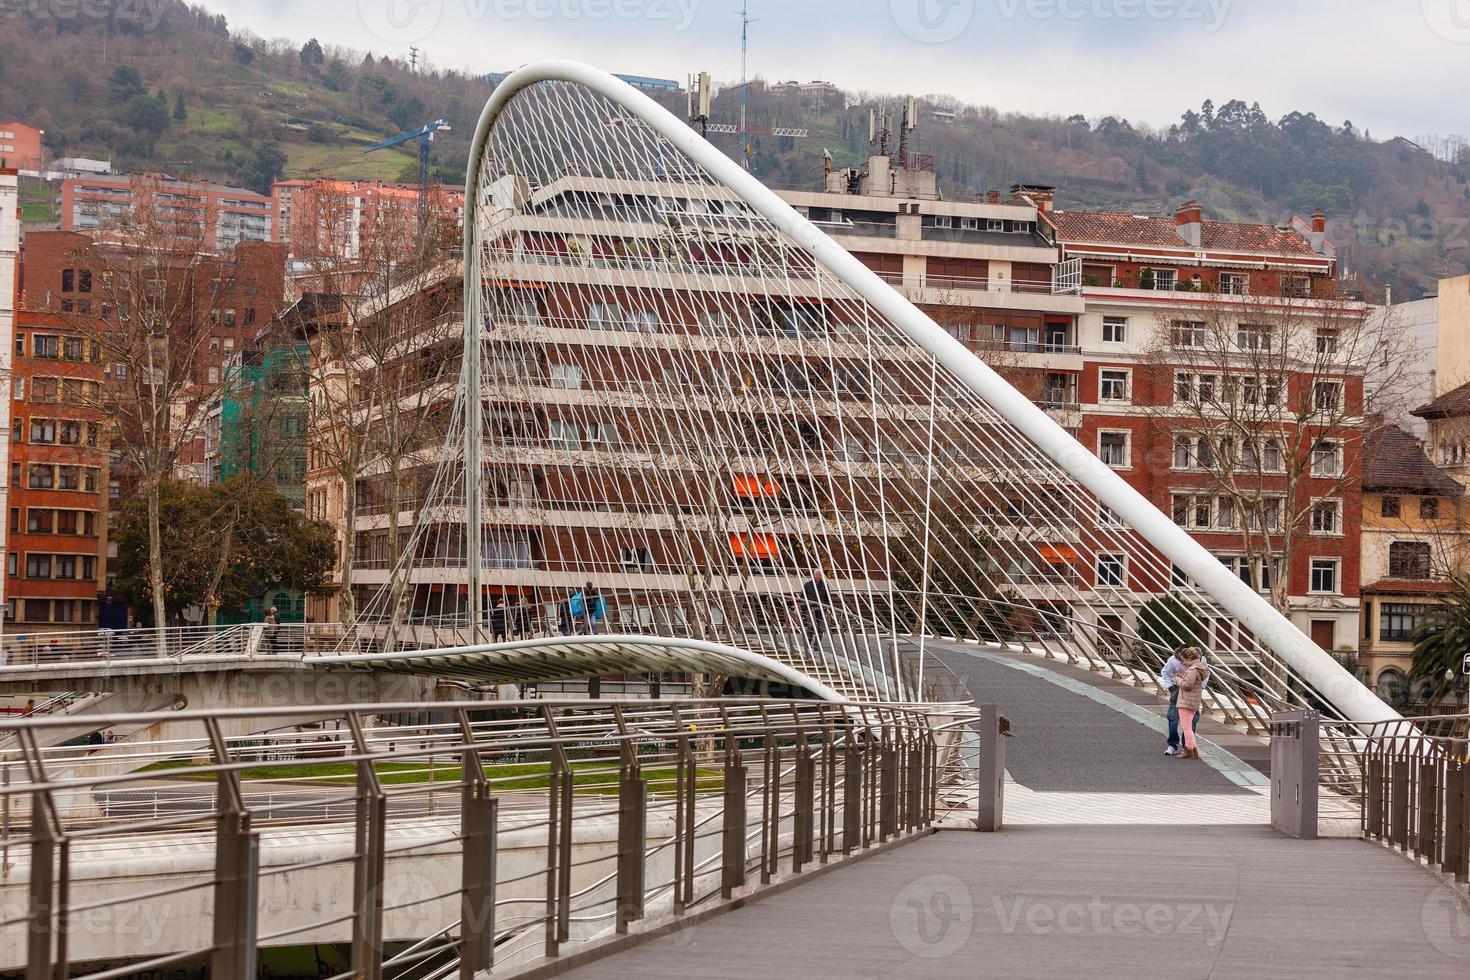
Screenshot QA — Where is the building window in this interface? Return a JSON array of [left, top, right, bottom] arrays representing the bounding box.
[[1312, 381, 1343, 412], [1098, 505, 1123, 528], [1171, 564, 1191, 587], [1237, 323, 1272, 350], [61, 269, 74, 292], [620, 546, 654, 571], [1145, 269, 1177, 291], [1096, 554, 1126, 587], [25, 554, 51, 579], [1098, 369, 1130, 403], [1380, 496, 1401, 518], [1101, 316, 1127, 344], [1171, 320, 1206, 348], [26, 509, 52, 534], [933, 215, 953, 229], [28, 419, 56, 444], [1219, 272, 1249, 295], [1388, 541, 1432, 579], [549, 363, 583, 389], [14, 334, 23, 357], [1173, 435, 1215, 471], [1315, 328, 1338, 353], [1311, 500, 1340, 535], [1284, 275, 1311, 298], [27, 465, 53, 489], [1311, 440, 1342, 478], [1309, 559, 1339, 594], [1174, 372, 1217, 405], [1097, 431, 1130, 468], [1379, 603, 1426, 642], [33, 335, 59, 358], [1420, 498, 1440, 520]]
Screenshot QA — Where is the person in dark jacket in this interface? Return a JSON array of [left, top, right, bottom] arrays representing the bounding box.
[[801, 570, 832, 643]]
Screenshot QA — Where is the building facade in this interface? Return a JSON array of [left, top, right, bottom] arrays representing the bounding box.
[[60, 174, 273, 252], [0, 123, 44, 174], [6, 310, 108, 631], [1049, 201, 1368, 652], [1357, 424, 1470, 703], [0, 169, 19, 626], [272, 179, 466, 261]]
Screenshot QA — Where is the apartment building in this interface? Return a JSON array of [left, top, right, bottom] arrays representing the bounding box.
[[6, 310, 108, 630], [272, 179, 466, 261], [0, 169, 19, 627], [1047, 200, 1368, 651], [60, 174, 273, 252], [1357, 424, 1469, 703], [0, 122, 44, 174]]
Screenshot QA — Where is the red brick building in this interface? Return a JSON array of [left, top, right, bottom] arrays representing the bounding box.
[[1049, 202, 1367, 652], [6, 310, 107, 630], [0, 122, 44, 173], [60, 174, 272, 252]]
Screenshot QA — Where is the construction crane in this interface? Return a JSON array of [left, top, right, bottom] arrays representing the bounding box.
[[363, 117, 451, 233]]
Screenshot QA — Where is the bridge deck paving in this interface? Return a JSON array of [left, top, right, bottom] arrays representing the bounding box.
[[928, 642, 1263, 794], [554, 825, 1470, 979]]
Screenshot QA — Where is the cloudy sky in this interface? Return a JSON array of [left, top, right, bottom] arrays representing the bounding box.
[[196, 0, 1469, 138]]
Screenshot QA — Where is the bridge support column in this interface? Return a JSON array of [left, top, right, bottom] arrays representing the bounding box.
[[1268, 710, 1318, 841], [977, 704, 1006, 832]]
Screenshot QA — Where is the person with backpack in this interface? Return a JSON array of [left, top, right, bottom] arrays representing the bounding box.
[[1172, 647, 1212, 761]]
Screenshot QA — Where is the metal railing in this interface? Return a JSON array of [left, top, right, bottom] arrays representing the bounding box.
[[1360, 713, 1470, 889], [0, 623, 344, 670], [0, 698, 948, 978]]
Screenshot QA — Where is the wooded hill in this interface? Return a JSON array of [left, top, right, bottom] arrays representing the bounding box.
[[1, 0, 1465, 298]]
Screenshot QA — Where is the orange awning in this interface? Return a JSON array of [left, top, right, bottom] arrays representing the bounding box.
[[1039, 545, 1078, 564], [729, 533, 780, 559], [732, 475, 781, 498]]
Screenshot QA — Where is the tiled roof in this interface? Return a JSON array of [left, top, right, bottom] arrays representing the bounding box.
[[1361, 579, 1458, 597], [1050, 210, 1319, 256], [1362, 425, 1464, 495], [1412, 379, 1470, 421]]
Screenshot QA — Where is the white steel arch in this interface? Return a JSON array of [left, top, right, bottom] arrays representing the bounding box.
[[356, 60, 1396, 722]]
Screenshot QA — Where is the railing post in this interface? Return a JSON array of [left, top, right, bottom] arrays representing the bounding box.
[[17, 728, 64, 980], [792, 747, 814, 873], [1443, 761, 1463, 878], [820, 724, 835, 863], [721, 751, 747, 899], [976, 704, 1006, 832], [1455, 761, 1470, 883], [842, 741, 861, 855], [206, 718, 259, 980], [759, 735, 774, 885], [1417, 759, 1439, 864], [1391, 755, 1411, 850], [346, 713, 387, 980], [1269, 710, 1318, 841], [458, 709, 497, 979], [1366, 754, 1385, 840], [614, 705, 647, 934]]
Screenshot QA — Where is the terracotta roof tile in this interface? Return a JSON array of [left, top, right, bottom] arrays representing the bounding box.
[[1362, 425, 1464, 495], [1050, 210, 1319, 256], [1360, 579, 1458, 597], [1412, 379, 1470, 421]]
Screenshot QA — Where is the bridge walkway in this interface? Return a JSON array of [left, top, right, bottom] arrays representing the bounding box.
[[550, 643, 1470, 979]]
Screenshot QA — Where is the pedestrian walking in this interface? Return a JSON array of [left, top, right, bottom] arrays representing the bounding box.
[[801, 570, 831, 644], [1172, 647, 1211, 761], [263, 606, 280, 654], [491, 597, 508, 642], [21, 699, 34, 719], [579, 582, 605, 636]]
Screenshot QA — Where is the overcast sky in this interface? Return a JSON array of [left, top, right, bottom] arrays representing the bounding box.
[[196, 0, 1469, 139]]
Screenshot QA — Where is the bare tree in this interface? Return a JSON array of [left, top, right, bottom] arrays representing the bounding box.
[[50, 178, 248, 639], [1140, 285, 1413, 614], [284, 181, 459, 625]]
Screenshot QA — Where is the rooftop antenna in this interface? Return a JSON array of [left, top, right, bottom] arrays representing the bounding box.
[[687, 71, 713, 137], [738, 1, 756, 170], [898, 96, 918, 168]]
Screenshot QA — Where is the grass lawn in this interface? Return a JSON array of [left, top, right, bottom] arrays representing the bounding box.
[[142, 758, 723, 792], [19, 179, 56, 223]]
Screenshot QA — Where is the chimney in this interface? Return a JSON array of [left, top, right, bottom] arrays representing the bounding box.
[[1175, 199, 1203, 247], [1308, 208, 1328, 254], [1010, 183, 1056, 214], [986, 190, 1001, 204]]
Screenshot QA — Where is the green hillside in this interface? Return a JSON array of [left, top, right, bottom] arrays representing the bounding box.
[[1, 1, 1465, 298]]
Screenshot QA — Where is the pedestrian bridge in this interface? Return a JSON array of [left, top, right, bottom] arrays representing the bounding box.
[[2, 645, 1466, 978]]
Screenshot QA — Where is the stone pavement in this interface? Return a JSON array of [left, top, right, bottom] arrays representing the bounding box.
[[556, 826, 1470, 979]]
